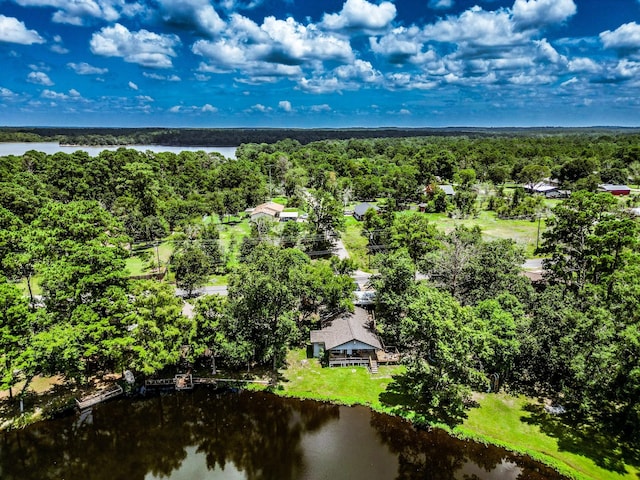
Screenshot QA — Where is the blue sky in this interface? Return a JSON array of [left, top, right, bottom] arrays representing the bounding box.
[[1, 0, 640, 127]]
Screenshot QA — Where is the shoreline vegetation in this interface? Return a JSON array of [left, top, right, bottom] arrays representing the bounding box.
[[3, 126, 640, 147], [1, 348, 637, 480]]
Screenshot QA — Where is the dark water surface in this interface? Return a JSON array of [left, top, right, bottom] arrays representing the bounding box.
[[0, 390, 566, 480]]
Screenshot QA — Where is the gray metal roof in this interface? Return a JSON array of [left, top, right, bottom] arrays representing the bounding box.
[[354, 202, 379, 216], [438, 184, 455, 195], [600, 184, 630, 191], [310, 307, 382, 350]]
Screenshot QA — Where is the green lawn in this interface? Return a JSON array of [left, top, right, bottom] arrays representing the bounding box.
[[458, 394, 640, 480], [219, 219, 252, 270], [276, 349, 639, 480], [341, 216, 371, 271], [278, 349, 401, 410], [16, 276, 42, 297], [421, 210, 546, 257], [126, 238, 176, 276]]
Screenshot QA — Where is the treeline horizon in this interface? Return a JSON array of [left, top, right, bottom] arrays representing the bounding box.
[[3, 125, 640, 147]]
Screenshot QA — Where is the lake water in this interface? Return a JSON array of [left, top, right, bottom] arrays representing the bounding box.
[[0, 389, 566, 480], [0, 142, 237, 159]]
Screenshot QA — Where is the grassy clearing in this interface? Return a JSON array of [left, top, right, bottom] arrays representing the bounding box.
[[126, 238, 176, 276], [219, 219, 252, 270], [271, 196, 288, 205], [341, 216, 371, 271], [276, 349, 638, 480], [15, 277, 42, 297], [421, 210, 545, 257], [458, 394, 639, 480]]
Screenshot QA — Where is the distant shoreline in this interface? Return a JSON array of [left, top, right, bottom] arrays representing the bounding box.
[[3, 126, 640, 148]]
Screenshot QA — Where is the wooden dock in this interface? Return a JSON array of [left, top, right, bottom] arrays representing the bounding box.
[[144, 377, 176, 387], [144, 376, 271, 390], [76, 385, 123, 410]]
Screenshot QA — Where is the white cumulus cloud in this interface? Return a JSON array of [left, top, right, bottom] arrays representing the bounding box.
[[41, 88, 84, 100], [143, 72, 181, 81], [169, 103, 219, 113], [422, 6, 529, 48], [297, 61, 382, 93], [128, 81, 138, 90], [334, 60, 383, 84], [0, 87, 17, 98], [512, 0, 577, 30], [68, 62, 108, 75], [600, 22, 640, 52], [14, 0, 125, 25], [370, 26, 434, 65], [27, 71, 54, 86], [310, 104, 331, 112], [192, 14, 353, 80], [90, 23, 180, 68], [278, 100, 292, 112], [157, 0, 225, 35], [0, 15, 45, 45], [250, 103, 272, 112], [321, 0, 396, 31], [568, 57, 600, 74]]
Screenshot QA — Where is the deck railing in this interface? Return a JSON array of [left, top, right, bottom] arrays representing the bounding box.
[[328, 357, 371, 367]]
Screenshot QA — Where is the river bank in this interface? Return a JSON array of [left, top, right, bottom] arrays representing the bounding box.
[[274, 349, 638, 480], [2, 350, 637, 480]]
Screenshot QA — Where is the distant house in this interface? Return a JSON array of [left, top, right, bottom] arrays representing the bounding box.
[[599, 184, 631, 196], [250, 201, 285, 221], [353, 202, 379, 221], [524, 182, 570, 198], [425, 184, 455, 196], [524, 182, 557, 195], [438, 184, 456, 196], [310, 307, 382, 367]]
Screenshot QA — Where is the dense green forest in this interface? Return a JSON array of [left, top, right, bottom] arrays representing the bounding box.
[[3, 126, 640, 147], [1, 133, 640, 451]]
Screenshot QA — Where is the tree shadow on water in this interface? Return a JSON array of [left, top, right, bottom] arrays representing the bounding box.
[[521, 402, 640, 475]]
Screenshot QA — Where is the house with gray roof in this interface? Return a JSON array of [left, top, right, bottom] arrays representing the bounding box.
[[310, 307, 382, 367], [353, 202, 379, 221], [438, 184, 456, 196]]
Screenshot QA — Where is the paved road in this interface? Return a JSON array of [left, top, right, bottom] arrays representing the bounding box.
[[333, 238, 350, 260], [175, 285, 229, 298]]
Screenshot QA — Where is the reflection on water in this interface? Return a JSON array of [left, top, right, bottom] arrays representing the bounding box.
[[0, 390, 567, 480], [0, 143, 237, 158]]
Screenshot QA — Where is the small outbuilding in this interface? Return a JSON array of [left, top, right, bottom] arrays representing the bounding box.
[[310, 307, 382, 367], [599, 184, 631, 196]]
